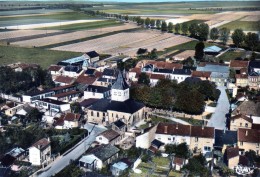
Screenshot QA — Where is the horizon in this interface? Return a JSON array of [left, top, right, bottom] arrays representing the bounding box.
[[1, 0, 259, 2]]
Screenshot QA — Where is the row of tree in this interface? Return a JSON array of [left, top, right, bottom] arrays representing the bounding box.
[[0, 66, 54, 94], [131, 77, 220, 115]]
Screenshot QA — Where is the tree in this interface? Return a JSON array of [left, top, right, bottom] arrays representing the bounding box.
[[183, 154, 210, 176], [145, 17, 150, 27], [219, 27, 230, 45], [161, 21, 168, 32], [198, 23, 209, 41], [138, 73, 150, 86], [195, 41, 205, 60], [27, 108, 42, 122], [210, 27, 219, 42], [232, 28, 245, 47], [149, 48, 158, 59], [150, 19, 155, 28], [156, 20, 161, 29], [168, 22, 174, 33], [139, 19, 145, 26], [181, 23, 188, 35], [70, 102, 82, 113], [175, 23, 181, 34], [124, 15, 129, 21], [245, 32, 259, 51], [189, 22, 199, 37]]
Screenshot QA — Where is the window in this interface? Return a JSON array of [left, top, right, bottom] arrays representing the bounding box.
[[99, 137, 102, 140], [245, 123, 248, 127], [118, 92, 121, 96], [204, 146, 211, 151], [257, 150, 259, 155], [240, 141, 243, 146], [195, 137, 198, 142], [97, 112, 99, 117], [91, 111, 93, 116], [240, 123, 242, 127], [168, 137, 171, 141], [257, 143, 259, 148], [103, 112, 106, 117], [114, 92, 117, 96]]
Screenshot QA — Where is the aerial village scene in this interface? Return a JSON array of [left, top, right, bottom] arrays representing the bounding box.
[[0, 0, 259, 176]]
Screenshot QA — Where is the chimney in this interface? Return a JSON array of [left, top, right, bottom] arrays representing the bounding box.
[[164, 126, 168, 133], [224, 128, 226, 134], [245, 130, 248, 136], [176, 124, 178, 130], [141, 129, 144, 134], [202, 125, 204, 130], [149, 123, 152, 127]]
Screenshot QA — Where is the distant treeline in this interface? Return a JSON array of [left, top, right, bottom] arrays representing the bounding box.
[[190, 7, 260, 11]]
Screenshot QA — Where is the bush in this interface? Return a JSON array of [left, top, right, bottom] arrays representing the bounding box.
[[141, 154, 151, 162]]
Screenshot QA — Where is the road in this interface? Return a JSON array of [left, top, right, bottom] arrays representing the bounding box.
[[36, 124, 106, 177], [207, 86, 230, 130]]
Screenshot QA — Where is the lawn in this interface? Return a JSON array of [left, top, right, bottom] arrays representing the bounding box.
[[0, 45, 81, 69], [37, 20, 123, 31], [153, 156, 170, 167], [218, 51, 245, 61], [168, 170, 182, 177], [219, 20, 260, 31]]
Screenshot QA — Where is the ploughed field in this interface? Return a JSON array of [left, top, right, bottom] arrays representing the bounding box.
[[51, 30, 193, 56]]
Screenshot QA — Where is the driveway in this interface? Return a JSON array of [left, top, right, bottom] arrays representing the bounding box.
[[207, 86, 230, 130], [36, 124, 106, 177]]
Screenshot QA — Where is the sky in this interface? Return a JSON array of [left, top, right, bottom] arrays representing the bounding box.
[[1, 0, 258, 2]]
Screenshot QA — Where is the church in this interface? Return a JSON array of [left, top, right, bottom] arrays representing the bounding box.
[[87, 71, 145, 127]]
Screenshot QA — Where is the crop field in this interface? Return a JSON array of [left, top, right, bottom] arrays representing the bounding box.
[[0, 45, 81, 69], [36, 20, 122, 31], [52, 31, 193, 56], [240, 15, 260, 22], [0, 29, 62, 41], [220, 21, 260, 31], [0, 9, 72, 16], [12, 23, 138, 47]]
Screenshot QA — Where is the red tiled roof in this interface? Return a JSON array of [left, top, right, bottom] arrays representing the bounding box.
[[94, 71, 103, 78], [53, 90, 80, 98], [192, 71, 211, 78], [190, 126, 215, 138], [230, 114, 253, 123], [147, 61, 183, 70], [98, 129, 120, 141], [32, 138, 50, 150], [226, 146, 239, 159], [53, 116, 65, 126], [238, 128, 260, 143], [50, 84, 75, 91], [54, 76, 75, 84], [173, 157, 185, 165], [150, 74, 166, 80], [129, 68, 141, 73], [230, 60, 249, 68], [64, 113, 81, 121], [148, 146, 158, 153], [48, 65, 62, 72], [18, 63, 39, 70], [76, 74, 97, 85]]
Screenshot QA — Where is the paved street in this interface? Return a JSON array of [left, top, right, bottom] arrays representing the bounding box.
[[207, 86, 230, 130], [36, 124, 106, 177]]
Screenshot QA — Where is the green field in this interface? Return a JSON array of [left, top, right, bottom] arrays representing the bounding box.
[[218, 50, 245, 61], [37, 20, 123, 31], [219, 21, 260, 31], [0, 45, 81, 69]]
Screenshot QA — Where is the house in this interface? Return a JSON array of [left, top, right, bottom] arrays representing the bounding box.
[[54, 76, 75, 86], [229, 60, 249, 72], [112, 119, 127, 133], [128, 68, 141, 82], [197, 63, 229, 86], [232, 101, 260, 122], [224, 146, 239, 169], [7, 147, 25, 161], [22, 89, 55, 103], [50, 85, 77, 95], [111, 161, 128, 177], [229, 114, 253, 131], [136, 60, 183, 70], [237, 128, 260, 155], [50, 90, 81, 102], [172, 157, 186, 171], [48, 65, 63, 76], [29, 138, 51, 166], [94, 77, 116, 87], [102, 68, 118, 79], [191, 71, 211, 81], [235, 68, 248, 87], [8, 62, 39, 72], [87, 71, 145, 127], [85, 51, 100, 63], [34, 98, 70, 113], [189, 126, 215, 154], [204, 46, 222, 56], [85, 68, 97, 76], [95, 129, 121, 145], [149, 74, 167, 86], [214, 129, 237, 152], [155, 123, 215, 153], [63, 65, 83, 78], [248, 60, 260, 89], [148, 139, 164, 153], [79, 144, 120, 170], [2, 102, 24, 117], [64, 113, 81, 129], [136, 125, 157, 149], [16, 104, 34, 117], [57, 55, 90, 69], [84, 85, 111, 99], [80, 99, 99, 111]]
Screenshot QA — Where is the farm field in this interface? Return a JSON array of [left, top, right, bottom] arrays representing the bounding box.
[[36, 20, 122, 31], [240, 15, 260, 21], [12, 23, 138, 47], [0, 29, 62, 41], [0, 45, 81, 69], [51, 31, 193, 56], [219, 20, 260, 31], [0, 9, 72, 16], [218, 50, 245, 61]]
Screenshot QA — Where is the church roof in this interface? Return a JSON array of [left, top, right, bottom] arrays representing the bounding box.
[[111, 71, 129, 90]]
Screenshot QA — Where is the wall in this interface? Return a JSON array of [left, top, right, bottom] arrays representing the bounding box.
[[29, 147, 41, 166], [230, 118, 252, 131], [136, 125, 157, 149], [190, 137, 214, 154], [228, 156, 239, 169], [238, 141, 260, 155], [84, 91, 105, 99], [155, 134, 191, 146]]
